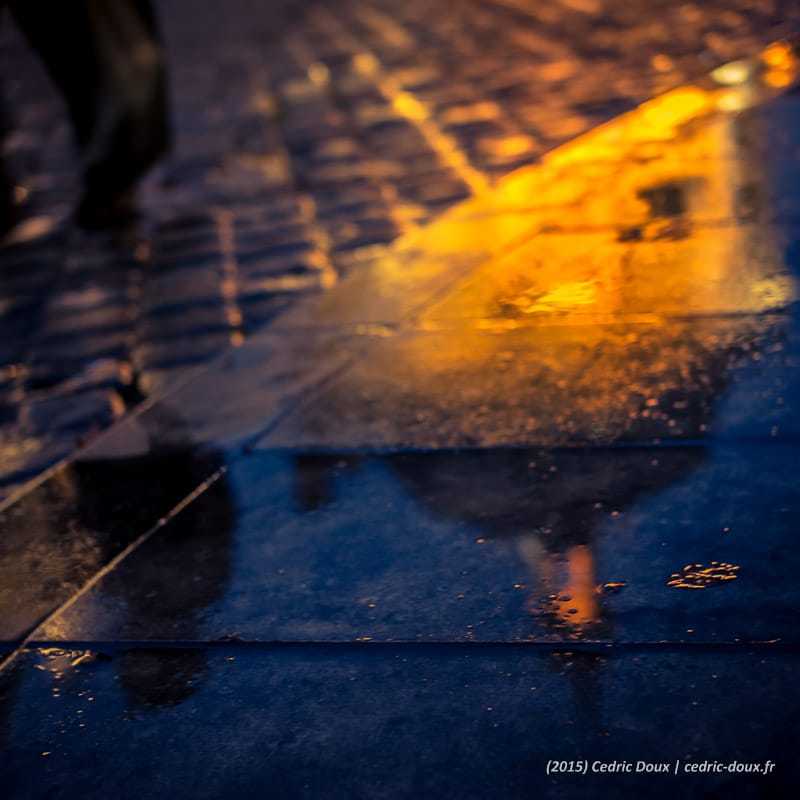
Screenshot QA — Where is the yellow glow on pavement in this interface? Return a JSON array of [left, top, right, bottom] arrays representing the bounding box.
[[762, 41, 795, 70], [276, 42, 799, 459], [711, 60, 752, 85]]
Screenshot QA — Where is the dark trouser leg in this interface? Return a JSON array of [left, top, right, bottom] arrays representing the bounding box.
[[8, 0, 170, 227]]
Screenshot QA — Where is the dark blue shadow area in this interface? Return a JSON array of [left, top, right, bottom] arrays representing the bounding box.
[[1, 646, 798, 800]]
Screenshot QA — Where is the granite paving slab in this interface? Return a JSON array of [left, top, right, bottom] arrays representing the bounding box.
[[0, 448, 227, 642], [25, 441, 799, 644]]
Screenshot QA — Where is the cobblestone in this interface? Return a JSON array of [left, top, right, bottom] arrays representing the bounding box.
[[18, 389, 123, 436], [134, 332, 235, 373]]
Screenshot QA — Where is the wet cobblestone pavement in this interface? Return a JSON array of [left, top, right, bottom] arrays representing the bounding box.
[[2, 0, 800, 497], [3, 3, 800, 799]]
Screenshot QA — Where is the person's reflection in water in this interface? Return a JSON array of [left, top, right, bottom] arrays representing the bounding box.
[[546, 649, 608, 725], [0, 444, 235, 758], [385, 447, 706, 637], [118, 648, 210, 711], [289, 447, 704, 723], [530, 544, 600, 627], [121, 472, 235, 711], [82, 450, 235, 710], [65, 403, 237, 709], [291, 447, 706, 638], [292, 454, 365, 511]]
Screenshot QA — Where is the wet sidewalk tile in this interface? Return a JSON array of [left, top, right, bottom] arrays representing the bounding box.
[[78, 327, 366, 459], [0, 646, 797, 800], [0, 447, 229, 643], [257, 317, 795, 450], [33, 443, 800, 644]]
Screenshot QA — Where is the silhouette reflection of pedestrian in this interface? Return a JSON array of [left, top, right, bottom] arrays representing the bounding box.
[[291, 447, 706, 637], [70, 446, 236, 710], [4, 0, 169, 229]]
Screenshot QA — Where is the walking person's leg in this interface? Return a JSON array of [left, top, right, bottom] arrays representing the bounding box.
[[8, 0, 170, 228]]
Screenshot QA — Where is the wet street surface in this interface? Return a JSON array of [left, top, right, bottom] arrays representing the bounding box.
[[2, 648, 797, 800], [2, 3, 800, 799], [2, 0, 800, 498]]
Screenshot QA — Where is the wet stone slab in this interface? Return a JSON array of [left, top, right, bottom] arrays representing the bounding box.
[[0, 449, 227, 642], [37, 443, 800, 644], [78, 327, 367, 459], [258, 317, 796, 450], [0, 646, 797, 800]]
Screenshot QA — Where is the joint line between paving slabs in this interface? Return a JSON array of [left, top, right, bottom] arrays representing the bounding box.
[[0, 337, 369, 675], [0, 357, 215, 516], [239, 347, 367, 452], [9, 640, 800, 656], [0, 467, 228, 676]]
